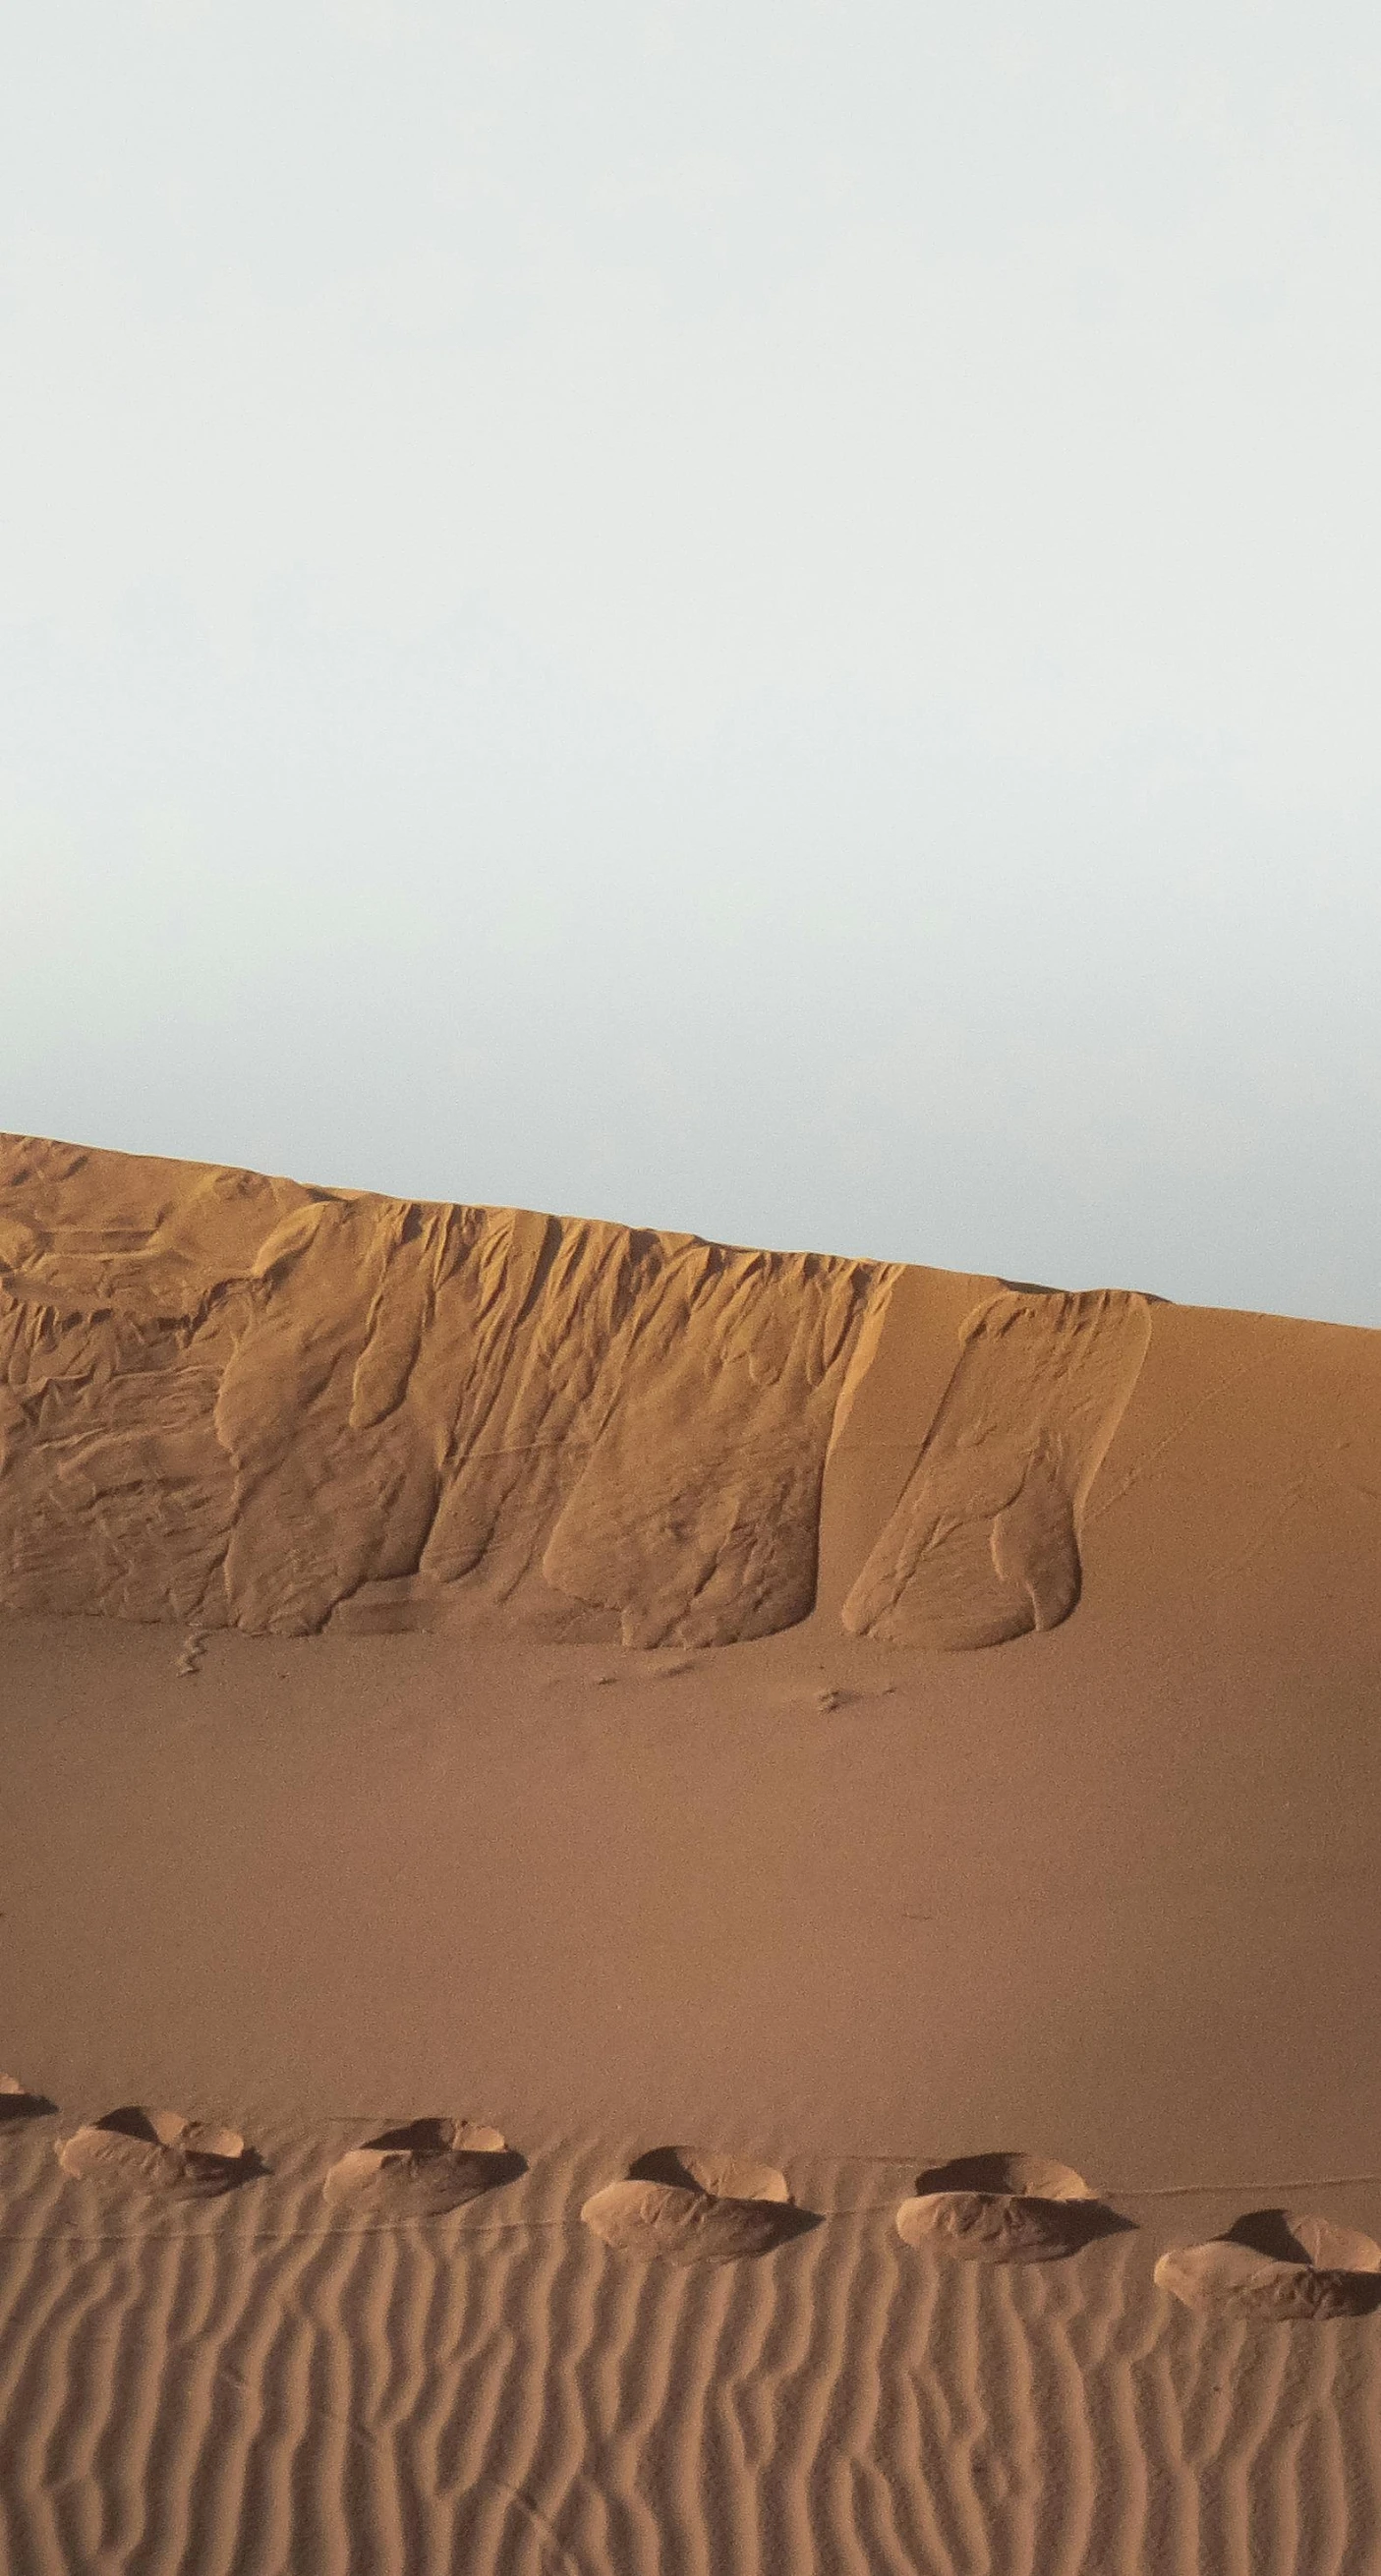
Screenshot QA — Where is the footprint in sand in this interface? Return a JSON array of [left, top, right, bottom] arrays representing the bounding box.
[[1, 2075, 56, 2124], [582, 2147, 818, 2264], [322, 2118, 523, 2216], [895, 2153, 1128, 2262], [1156, 2212, 1381, 2319], [56, 2106, 258, 2200]]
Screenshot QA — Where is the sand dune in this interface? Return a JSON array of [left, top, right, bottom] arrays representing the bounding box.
[[0, 1135, 1154, 1658], [5, 1133, 1381, 2570], [0, 1134, 880, 1646]]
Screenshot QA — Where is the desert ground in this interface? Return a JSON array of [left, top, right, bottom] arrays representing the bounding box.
[[3, 1132, 1381, 2574]]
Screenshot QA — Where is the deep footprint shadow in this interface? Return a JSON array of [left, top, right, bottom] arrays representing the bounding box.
[[627, 2146, 786, 2199], [323, 2118, 525, 2215], [584, 2146, 820, 2264], [1157, 2212, 1381, 2318], [56, 2106, 262, 2200], [1227, 2209, 1324, 2263], [897, 2152, 1132, 2262], [0, 2077, 57, 2125]]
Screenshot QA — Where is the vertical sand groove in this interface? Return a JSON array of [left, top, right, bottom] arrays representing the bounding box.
[[815, 2219, 909, 2576], [5, 2151, 1381, 2571], [30, 2248, 117, 2574], [939, 2256, 994, 2575], [92, 2232, 183, 2571], [145, 2234, 238, 2576], [754, 2210, 853, 2576], [872, 2227, 948, 2576], [795, 2199, 884, 2573], [1063, 2237, 1153, 2574], [578, 2226, 681, 2576], [697, 2261, 764, 2576], [999, 2257, 1057, 2576]]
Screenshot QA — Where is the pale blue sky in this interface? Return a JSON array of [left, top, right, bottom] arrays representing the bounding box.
[[4, 2, 1379, 1322]]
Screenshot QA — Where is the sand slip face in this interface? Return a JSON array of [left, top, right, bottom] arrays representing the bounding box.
[[0, 1135, 1172, 1657], [0, 1135, 882, 1646], [842, 1289, 1151, 1647]]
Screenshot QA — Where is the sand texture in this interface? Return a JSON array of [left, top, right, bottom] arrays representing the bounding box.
[[55, 2106, 255, 2202], [840, 1289, 1150, 1647], [581, 2148, 809, 2265], [4, 1134, 1381, 2571], [7, 2124, 1381, 2575], [0, 1133, 880, 1647], [322, 2118, 520, 2217]]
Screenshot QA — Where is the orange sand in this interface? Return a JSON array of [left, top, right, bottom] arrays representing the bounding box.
[[3, 1133, 1380, 2572]]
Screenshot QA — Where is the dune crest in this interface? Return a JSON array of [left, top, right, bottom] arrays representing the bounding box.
[[0, 1135, 888, 1646], [0, 1135, 1171, 1651]]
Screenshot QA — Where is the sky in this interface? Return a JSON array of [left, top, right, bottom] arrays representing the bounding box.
[[3, 1, 1380, 1325]]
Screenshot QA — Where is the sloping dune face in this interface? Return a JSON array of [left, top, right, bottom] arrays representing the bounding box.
[[0, 1133, 1152, 1647], [0, 1135, 883, 1644], [841, 1289, 1152, 1647]]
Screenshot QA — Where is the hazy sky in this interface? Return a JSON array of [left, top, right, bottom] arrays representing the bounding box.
[[4, 3, 1380, 1323]]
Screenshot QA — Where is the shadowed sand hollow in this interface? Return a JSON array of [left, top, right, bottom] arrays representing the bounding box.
[[895, 2152, 1127, 2262], [0, 2074, 54, 2123], [56, 2106, 256, 2200], [582, 2148, 815, 2263], [1156, 2212, 1381, 2319], [322, 2117, 523, 2215]]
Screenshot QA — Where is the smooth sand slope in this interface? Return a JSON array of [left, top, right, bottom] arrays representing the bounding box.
[[3, 1133, 1381, 2573]]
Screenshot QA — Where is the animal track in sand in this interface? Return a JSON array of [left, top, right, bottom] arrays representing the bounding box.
[[1156, 2211, 1381, 2318], [56, 2106, 258, 2200], [582, 2147, 818, 2263], [895, 2153, 1129, 2262], [322, 2118, 523, 2215]]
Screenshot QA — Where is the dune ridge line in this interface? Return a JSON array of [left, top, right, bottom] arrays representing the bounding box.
[[0, 1133, 1153, 1651]]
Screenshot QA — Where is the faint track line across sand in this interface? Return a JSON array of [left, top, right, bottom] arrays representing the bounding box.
[[5, 2140, 1381, 2574]]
